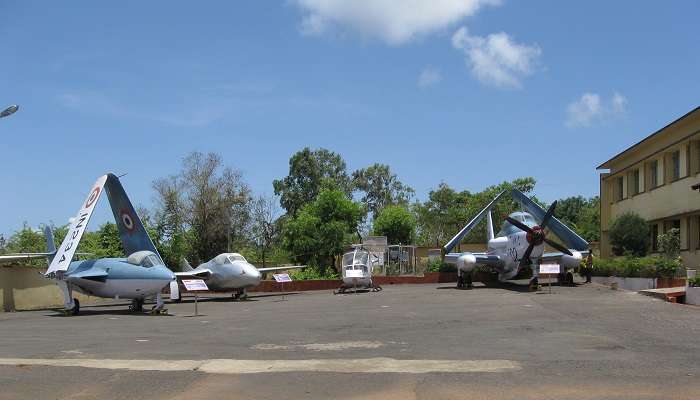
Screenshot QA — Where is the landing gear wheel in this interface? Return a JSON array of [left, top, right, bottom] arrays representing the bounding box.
[[129, 299, 144, 312], [529, 278, 539, 292], [70, 298, 80, 316], [465, 273, 473, 289], [372, 285, 383, 292], [565, 272, 574, 286], [232, 292, 240, 300], [457, 275, 464, 289]]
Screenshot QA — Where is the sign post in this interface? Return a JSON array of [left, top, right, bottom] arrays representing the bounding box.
[[539, 264, 560, 294], [182, 279, 209, 316], [273, 273, 292, 301]]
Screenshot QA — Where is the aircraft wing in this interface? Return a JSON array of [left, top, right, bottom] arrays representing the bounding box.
[[541, 250, 589, 261], [257, 265, 306, 273], [444, 252, 504, 268], [47, 175, 108, 275], [175, 269, 213, 279], [443, 191, 506, 254], [68, 269, 109, 282]]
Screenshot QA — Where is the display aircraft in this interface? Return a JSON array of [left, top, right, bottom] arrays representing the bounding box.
[[335, 246, 382, 294], [443, 189, 589, 291], [171, 254, 305, 300], [1, 173, 176, 315]]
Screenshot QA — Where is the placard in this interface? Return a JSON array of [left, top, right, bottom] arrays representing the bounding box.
[[346, 269, 364, 278], [273, 273, 292, 283], [539, 264, 560, 274], [182, 279, 209, 291]]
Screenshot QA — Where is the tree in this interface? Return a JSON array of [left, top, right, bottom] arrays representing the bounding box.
[[273, 147, 351, 216], [152, 152, 251, 265], [373, 205, 416, 244], [609, 212, 649, 256], [658, 228, 680, 259], [352, 163, 414, 217], [553, 195, 600, 243], [282, 188, 365, 270], [250, 195, 282, 267]]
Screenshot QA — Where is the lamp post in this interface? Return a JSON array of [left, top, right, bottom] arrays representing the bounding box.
[[0, 105, 19, 119]]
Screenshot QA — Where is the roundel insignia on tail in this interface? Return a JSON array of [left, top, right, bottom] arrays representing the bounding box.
[[85, 187, 101, 209], [120, 210, 135, 232]]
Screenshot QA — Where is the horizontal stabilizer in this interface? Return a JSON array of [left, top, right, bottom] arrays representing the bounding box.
[[0, 253, 54, 262], [258, 265, 306, 273]]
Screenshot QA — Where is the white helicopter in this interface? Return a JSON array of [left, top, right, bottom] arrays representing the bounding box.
[[443, 189, 589, 291], [171, 253, 305, 300], [335, 246, 382, 294]]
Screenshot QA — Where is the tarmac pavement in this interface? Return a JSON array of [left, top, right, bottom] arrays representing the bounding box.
[[1, 281, 699, 399]]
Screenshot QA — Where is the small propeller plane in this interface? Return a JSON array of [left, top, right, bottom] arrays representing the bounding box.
[[2, 173, 176, 315], [443, 189, 589, 291], [171, 254, 306, 300]]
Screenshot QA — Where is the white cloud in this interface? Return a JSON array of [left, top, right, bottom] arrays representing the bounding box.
[[294, 0, 501, 45], [451, 27, 541, 88], [566, 92, 627, 127], [417, 67, 442, 87]]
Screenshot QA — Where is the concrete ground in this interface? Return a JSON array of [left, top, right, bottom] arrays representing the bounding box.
[[1, 281, 699, 400]]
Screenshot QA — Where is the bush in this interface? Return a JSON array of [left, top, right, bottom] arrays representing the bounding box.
[[591, 256, 682, 278], [289, 265, 340, 280], [688, 275, 700, 287], [609, 212, 650, 256], [657, 228, 680, 259], [427, 258, 456, 273]]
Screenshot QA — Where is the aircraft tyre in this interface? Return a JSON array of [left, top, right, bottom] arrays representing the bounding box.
[[529, 277, 539, 292], [129, 299, 144, 312], [71, 298, 80, 316], [565, 271, 574, 286], [457, 275, 464, 289], [465, 273, 473, 289]]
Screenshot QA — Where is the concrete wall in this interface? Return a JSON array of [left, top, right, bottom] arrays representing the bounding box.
[[1, 265, 105, 312]]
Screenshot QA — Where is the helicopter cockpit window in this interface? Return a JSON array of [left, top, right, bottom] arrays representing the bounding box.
[[342, 253, 354, 267], [355, 251, 369, 266]]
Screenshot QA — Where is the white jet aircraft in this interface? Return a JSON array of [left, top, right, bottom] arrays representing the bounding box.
[[443, 189, 589, 291], [171, 254, 305, 300]]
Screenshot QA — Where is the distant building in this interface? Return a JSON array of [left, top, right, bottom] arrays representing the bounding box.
[[598, 107, 700, 266]]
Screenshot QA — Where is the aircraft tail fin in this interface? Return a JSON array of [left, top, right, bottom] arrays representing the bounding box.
[[103, 173, 163, 262], [486, 210, 495, 242], [43, 225, 56, 262], [179, 258, 194, 272]]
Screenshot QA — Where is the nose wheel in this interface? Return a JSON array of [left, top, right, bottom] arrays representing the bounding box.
[[457, 273, 473, 289]]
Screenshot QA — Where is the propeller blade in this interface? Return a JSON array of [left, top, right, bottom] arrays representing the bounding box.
[[544, 238, 573, 256], [506, 217, 533, 234], [520, 244, 535, 266], [540, 200, 557, 229]]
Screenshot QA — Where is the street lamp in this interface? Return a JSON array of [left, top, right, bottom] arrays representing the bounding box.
[[0, 105, 19, 119]]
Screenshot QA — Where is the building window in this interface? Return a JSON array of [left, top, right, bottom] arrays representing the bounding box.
[[632, 169, 640, 195], [616, 176, 624, 201], [672, 150, 680, 180], [650, 160, 658, 188], [651, 224, 659, 252]]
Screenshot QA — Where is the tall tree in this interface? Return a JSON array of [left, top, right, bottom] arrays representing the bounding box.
[[373, 205, 416, 244], [250, 195, 282, 267], [352, 163, 414, 217], [554, 195, 600, 243], [152, 152, 251, 265], [273, 147, 351, 216], [282, 188, 365, 270]]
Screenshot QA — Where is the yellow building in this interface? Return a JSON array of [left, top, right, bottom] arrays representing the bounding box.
[[598, 107, 700, 267]]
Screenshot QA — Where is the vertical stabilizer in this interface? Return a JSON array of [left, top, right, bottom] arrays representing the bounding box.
[[486, 210, 495, 241], [103, 173, 163, 262], [43, 226, 56, 262]]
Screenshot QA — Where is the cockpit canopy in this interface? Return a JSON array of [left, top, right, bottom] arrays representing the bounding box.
[[126, 251, 163, 268], [213, 253, 248, 265], [497, 212, 538, 236], [342, 249, 369, 268]]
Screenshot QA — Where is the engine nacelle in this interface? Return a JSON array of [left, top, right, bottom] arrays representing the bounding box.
[[457, 254, 477, 273], [559, 251, 583, 270]]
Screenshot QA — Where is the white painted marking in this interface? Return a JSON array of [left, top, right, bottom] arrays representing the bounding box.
[[252, 341, 384, 351], [0, 358, 520, 374], [136, 339, 149, 342], [60, 350, 83, 355]]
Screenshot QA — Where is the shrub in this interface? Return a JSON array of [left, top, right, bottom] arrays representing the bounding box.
[[427, 258, 456, 273], [609, 212, 650, 256], [591, 256, 681, 278], [657, 228, 680, 259], [688, 275, 700, 287], [289, 265, 340, 280]]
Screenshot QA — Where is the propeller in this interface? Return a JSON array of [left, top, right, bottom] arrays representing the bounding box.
[[505, 200, 573, 267]]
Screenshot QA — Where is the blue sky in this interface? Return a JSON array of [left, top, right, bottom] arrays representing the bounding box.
[[1, 0, 699, 236]]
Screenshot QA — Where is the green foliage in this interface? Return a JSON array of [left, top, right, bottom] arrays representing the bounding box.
[[609, 212, 650, 256], [273, 147, 352, 216], [282, 188, 365, 271], [554, 196, 600, 243], [352, 163, 414, 217], [591, 256, 681, 278], [373, 205, 416, 244], [688, 275, 700, 287], [426, 258, 456, 273], [289, 265, 340, 280], [657, 228, 680, 259]]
